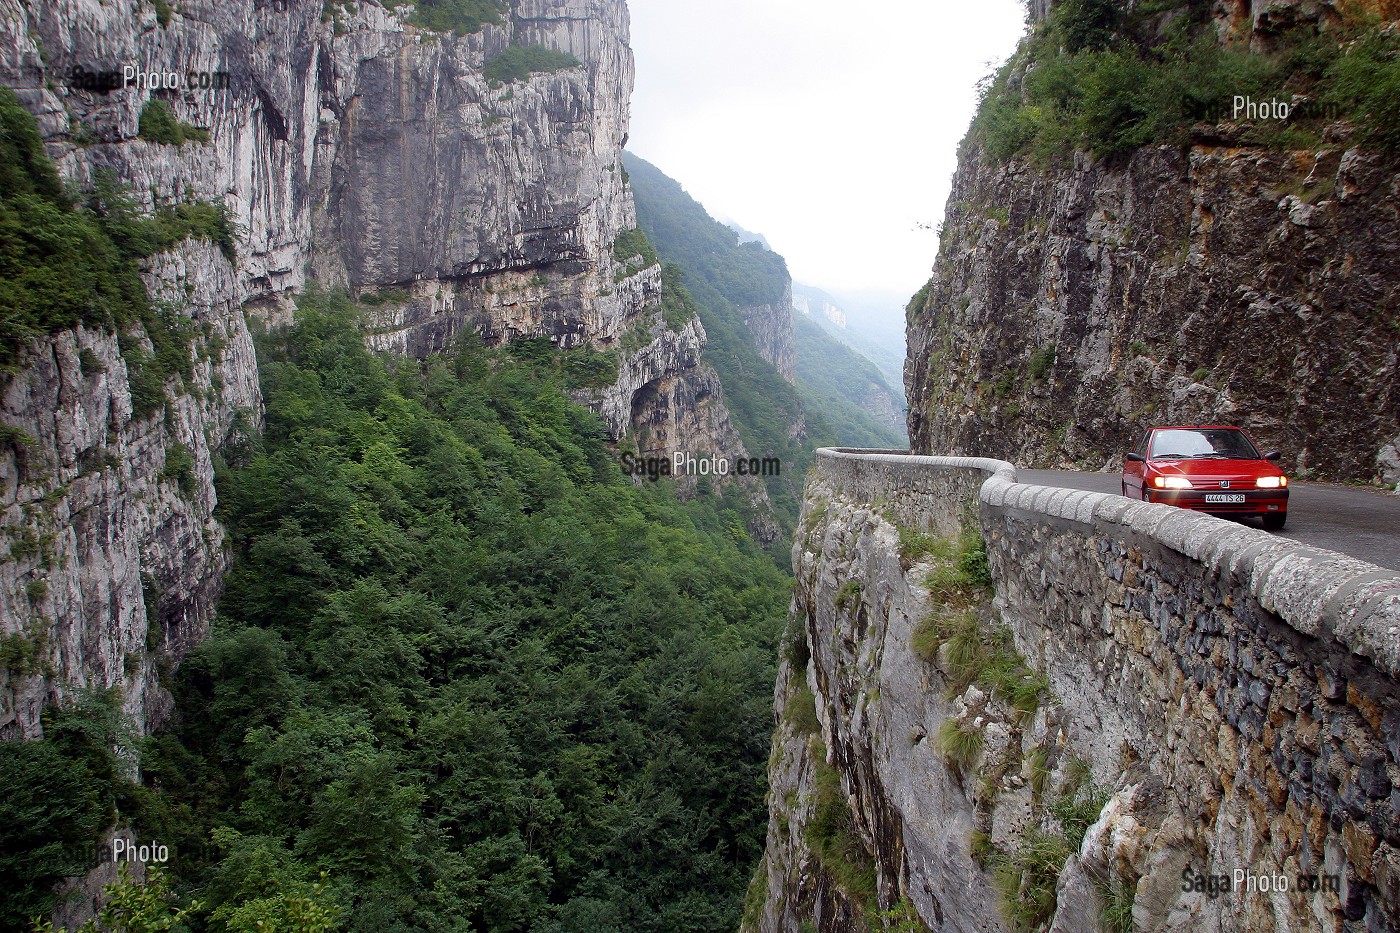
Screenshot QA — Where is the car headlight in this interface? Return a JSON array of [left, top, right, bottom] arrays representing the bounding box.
[[1255, 476, 1284, 488], [1153, 476, 1191, 489]]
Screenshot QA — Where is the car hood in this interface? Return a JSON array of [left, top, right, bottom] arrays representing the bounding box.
[[1151, 458, 1284, 481]]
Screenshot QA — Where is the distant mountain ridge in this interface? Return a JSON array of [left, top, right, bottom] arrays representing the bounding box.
[[792, 283, 907, 404], [792, 314, 906, 447], [624, 152, 908, 488]]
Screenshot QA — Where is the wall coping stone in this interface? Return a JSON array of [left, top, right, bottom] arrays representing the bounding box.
[[815, 448, 1400, 678]]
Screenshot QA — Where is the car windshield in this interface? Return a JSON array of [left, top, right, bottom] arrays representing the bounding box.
[[1150, 428, 1260, 460]]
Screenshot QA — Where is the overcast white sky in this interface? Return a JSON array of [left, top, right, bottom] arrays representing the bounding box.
[[626, 0, 1027, 303]]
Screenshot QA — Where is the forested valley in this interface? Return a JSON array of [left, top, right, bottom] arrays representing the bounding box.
[[4, 290, 791, 932]]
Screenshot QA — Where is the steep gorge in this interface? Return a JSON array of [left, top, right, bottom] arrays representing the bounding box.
[[0, 0, 771, 749]]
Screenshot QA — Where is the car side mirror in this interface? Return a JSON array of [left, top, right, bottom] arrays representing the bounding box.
[[1263, 450, 1280, 461], [1126, 453, 1145, 463]]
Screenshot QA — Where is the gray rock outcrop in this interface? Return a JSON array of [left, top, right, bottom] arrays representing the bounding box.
[[740, 279, 797, 383]]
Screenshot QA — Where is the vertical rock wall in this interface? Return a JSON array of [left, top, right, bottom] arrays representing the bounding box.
[[906, 142, 1400, 483], [739, 279, 797, 383], [0, 0, 759, 739]]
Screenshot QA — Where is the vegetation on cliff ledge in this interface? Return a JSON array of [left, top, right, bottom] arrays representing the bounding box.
[[380, 0, 505, 36], [973, 0, 1400, 161], [0, 89, 235, 401], [485, 45, 583, 86]]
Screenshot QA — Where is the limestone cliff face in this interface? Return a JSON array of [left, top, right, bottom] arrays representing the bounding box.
[[741, 279, 797, 383], [750, 463, 1021, 933], [905, 3, 1400, 486], [0, 0, 750, 738]]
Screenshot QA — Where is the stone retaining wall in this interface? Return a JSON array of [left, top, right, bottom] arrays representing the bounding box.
[[810, 448, 1400, 932]]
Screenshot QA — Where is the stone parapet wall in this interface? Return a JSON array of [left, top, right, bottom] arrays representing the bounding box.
[[806, 447, 1400, 931], [814, 448, 1011, 538]]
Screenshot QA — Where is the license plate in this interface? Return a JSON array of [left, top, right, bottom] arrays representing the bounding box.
[[1205, 493, 1246, 504]]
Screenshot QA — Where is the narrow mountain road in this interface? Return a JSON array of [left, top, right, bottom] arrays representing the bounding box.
[[1020, 469, 1400, 572]]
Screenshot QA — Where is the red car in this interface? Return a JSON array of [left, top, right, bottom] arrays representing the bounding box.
[[1122, 425, 1289, 530]]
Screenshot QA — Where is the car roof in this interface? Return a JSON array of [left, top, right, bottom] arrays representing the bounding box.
[[1149, 425, 1244, 431]]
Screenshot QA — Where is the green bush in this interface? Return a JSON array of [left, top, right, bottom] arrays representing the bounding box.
[[1048, 772, 1109, 851], [356, 285, 411, 307], [78, 347, 106, 375], [784, 682, 821, 736], [1056, 0, 1121, 53], [970, 828, 995, 868], [0, 631, 46, 675], [1323, 28, 1400, 149], [923, 530, 992, 604], [150, 200, 239, 263], [138, 99, 209, 146], [936, 719, 984, 776], [804, 749, 877, 906], [956, 530, 993, 589], [384, 0, 505, 36], [0, 422, 37, 451], [658, 265, 698, 331], [973, 4, 1400, 162], [485, 45, 582, 86], [995, 830, 1074, 931], [560, 347, 618, 389], [612, 227, 659, 268], [160, 443, 198, 499], [914, 608, 1047, 718], [911, 609, 975, 665], [834, 580, 862, 613], [1028, 345, 1056, 380], [898, 525, 953, 567]]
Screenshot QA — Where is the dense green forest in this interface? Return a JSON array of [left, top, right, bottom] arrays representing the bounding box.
[[2, 290, 791, 931], [791, 313, 906, 449]]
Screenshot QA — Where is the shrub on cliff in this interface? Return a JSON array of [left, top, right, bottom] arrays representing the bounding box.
[[972, 3, 1400, 161], [137, 99, 209, 146], [382, 0, 505, 36], [484, 44, 582, 86]]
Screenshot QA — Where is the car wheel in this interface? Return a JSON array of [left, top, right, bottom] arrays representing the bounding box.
[[1262, 513, 1287, 531]]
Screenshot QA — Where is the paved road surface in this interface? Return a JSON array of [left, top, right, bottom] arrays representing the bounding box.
[[1020, 470, 1400, 572]]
